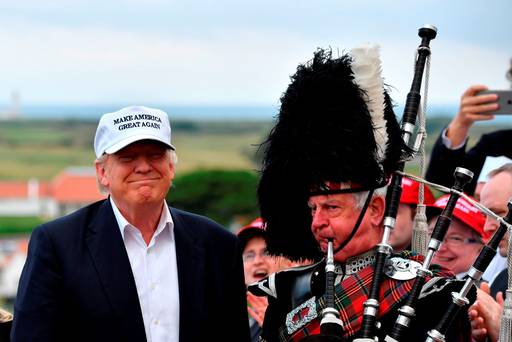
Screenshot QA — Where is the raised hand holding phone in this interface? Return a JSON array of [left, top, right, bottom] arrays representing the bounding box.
[[446, 85, 498, 147]]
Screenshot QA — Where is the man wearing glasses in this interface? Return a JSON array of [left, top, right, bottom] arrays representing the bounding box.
[[428, 195, 488, 279]]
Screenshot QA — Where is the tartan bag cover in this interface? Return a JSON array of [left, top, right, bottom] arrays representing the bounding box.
[[280, 251, 450, 341]]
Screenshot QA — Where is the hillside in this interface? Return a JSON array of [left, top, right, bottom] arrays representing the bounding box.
[[0, 116, 510, 180], [0, 119, 272, 180]]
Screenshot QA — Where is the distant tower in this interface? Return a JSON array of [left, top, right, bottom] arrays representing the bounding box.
[[9, 90, 21, 118], [507, 57, 512, 88]]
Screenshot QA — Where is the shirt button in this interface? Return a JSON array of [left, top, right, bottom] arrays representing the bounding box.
[[150, 283, 156, 290], [154, 319, 159, 325]]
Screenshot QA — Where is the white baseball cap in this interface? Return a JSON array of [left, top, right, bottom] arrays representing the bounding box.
[[94, 105, 175, 158]]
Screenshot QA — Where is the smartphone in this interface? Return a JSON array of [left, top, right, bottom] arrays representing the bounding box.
[[478, 90, 512, 115]]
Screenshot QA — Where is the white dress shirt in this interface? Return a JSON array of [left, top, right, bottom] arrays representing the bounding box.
[[110, 197, 180, 342], [482, 253, 507, 285]]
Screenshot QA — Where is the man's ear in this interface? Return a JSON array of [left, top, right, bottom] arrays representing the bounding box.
[[95, 158, 110, 188], [169, 161, 175, 182], [368, 195, 386, 227]]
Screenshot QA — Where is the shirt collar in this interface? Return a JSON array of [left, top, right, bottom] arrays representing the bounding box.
[[455, 271, 468, 280], [335, 249, 376, 276], [110, 196, 174, 241]]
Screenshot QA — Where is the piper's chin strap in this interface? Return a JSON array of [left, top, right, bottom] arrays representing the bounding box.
[[333, 188, 375, 255]]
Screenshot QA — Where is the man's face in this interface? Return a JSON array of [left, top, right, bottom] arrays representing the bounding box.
[[96, 140, 174, 210], [242, 236, 274, 286], [389, 203, 415, 251], [430, 217, 483, 275], [308, 192, 384, 263], [480, 171, 512, 257], [474, 182, 485, 202]]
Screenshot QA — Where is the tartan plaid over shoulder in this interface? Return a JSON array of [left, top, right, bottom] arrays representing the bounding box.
[[277, 251, 454, 341]]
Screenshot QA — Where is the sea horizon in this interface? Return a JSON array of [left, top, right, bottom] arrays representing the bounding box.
[[1, 104, 279, 121], [1, 103, 512, 124]]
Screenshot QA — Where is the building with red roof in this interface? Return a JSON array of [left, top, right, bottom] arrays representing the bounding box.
[[0, 167, 107, 300], [0, 167, 105, 218], [49, 167, 106, 216]]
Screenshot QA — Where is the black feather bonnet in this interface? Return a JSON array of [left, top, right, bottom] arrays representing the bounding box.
[[258, 46, 407, 261]]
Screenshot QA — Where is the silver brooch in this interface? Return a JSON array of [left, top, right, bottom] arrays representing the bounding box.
[[285, 296, 318, 334], [384, 257, 421, 281]]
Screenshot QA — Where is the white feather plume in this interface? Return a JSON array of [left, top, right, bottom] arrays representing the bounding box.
[[349, 44, 388, 162]]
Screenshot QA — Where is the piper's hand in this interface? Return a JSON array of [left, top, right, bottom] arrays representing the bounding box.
[[247, 292, 268, 327], [446, 85, 499, 147]]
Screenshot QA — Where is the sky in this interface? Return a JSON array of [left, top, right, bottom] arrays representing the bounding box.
[[0, 0, 510, 110]]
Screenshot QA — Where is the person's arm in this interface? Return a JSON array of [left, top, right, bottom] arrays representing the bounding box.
[[426, 85, 498, 194], [445, 85, 498, 147], [426, 128, 469, 188], [11, 225, 63, 341]]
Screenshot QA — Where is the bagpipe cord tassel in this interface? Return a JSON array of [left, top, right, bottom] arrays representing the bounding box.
[[412, 204, 429, 255], [412, 53, 430, 255]]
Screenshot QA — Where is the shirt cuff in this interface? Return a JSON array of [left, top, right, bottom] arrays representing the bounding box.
[[441, 128, 467, 150]]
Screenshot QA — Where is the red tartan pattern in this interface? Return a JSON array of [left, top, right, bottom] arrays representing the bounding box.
[[280, 252, 451, 341]]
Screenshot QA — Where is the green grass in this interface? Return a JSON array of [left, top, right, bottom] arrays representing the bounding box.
[[0, 120, 96, 147], [0, 119, 271, 180], [1, 117, 510, 181], [0, 216, 43, 235], [172, 131, 263, 173], [0, 145, 95, 180]]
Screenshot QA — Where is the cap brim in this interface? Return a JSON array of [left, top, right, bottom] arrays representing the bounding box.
[[104, 134, 175, 155], [426, 205, 485, 237], [237, 227, 266, 251], [426, 206, 442, 221]]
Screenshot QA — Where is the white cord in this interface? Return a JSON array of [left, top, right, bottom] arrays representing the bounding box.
[[397, 170, 512, 230]]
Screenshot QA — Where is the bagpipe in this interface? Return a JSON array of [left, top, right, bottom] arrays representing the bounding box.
[[324, 26, 512, 342]]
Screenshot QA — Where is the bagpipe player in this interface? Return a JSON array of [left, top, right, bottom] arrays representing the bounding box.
[[249, 46, 475, 341]]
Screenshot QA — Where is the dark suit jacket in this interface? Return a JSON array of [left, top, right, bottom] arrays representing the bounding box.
[[11, 199, 250, 342], [490, 268, 508, 299], [426, 129, 512, 195]]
